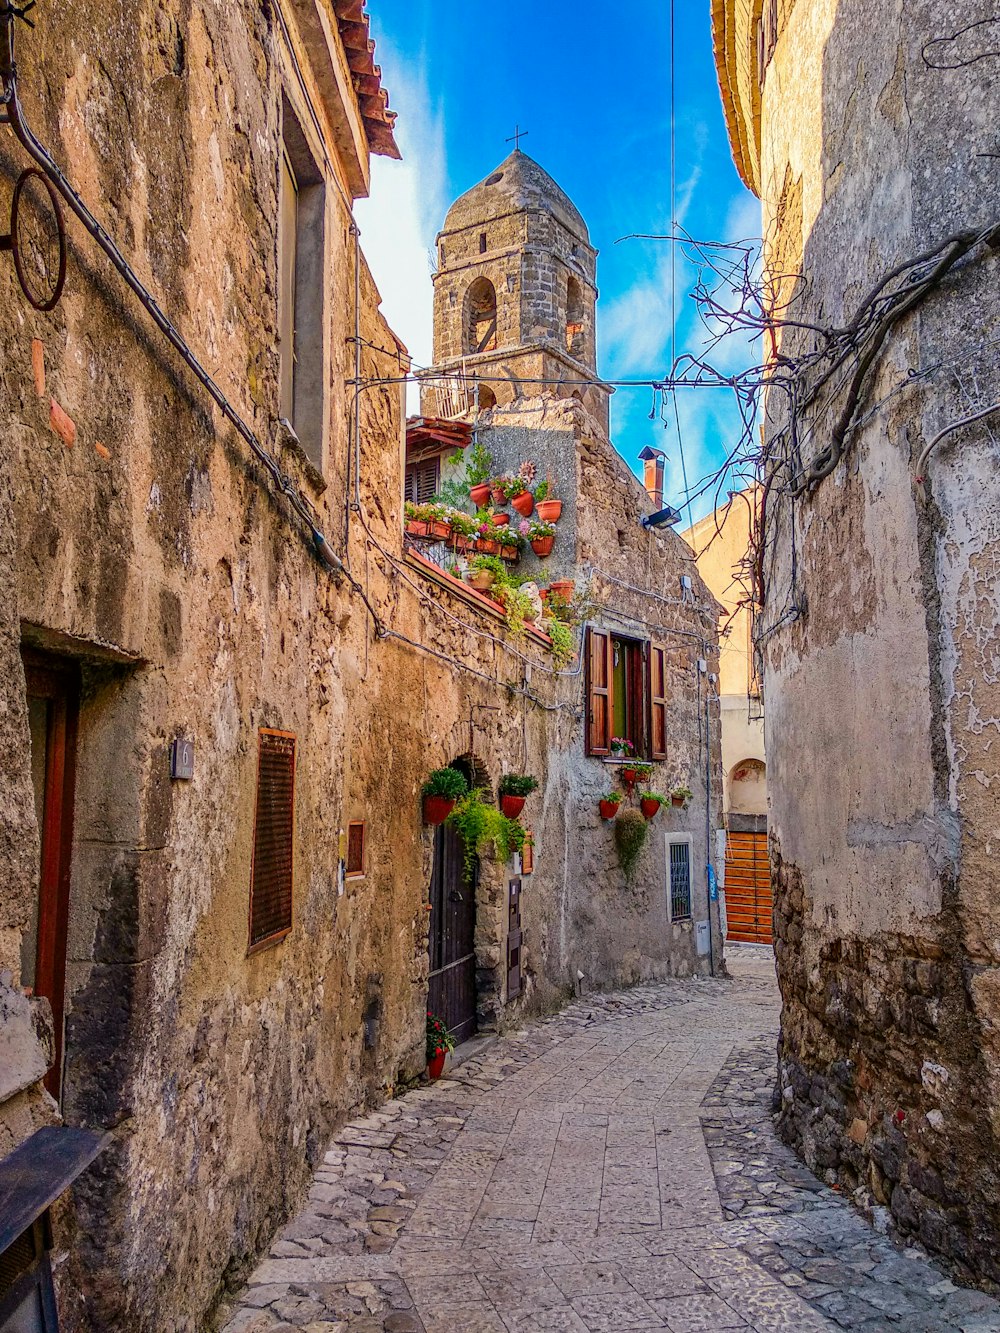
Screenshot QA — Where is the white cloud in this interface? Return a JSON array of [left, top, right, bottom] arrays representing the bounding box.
[[354, 40, 447, 411]]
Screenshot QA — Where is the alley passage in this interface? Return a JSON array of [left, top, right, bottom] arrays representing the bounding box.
[[221, 952, 1000, 1333]]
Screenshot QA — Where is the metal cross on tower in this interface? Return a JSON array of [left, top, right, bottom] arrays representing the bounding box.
[[505, 124, 528, 151]]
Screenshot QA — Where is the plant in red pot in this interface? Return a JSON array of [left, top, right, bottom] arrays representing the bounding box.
[[599, 790, 623, 820], [671, 785, 693, 809], [526, 518, 556, 557], [498, 773, 539, 819], [534, 479, 563, 523], [466, 442, 494, 511], [639, 791, 668, 820], [621, 761, 653, 790], [426, 1011, 455, 1080], [421, 766, 469, 825]]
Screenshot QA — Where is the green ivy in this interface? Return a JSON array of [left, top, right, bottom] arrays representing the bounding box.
[[446, 790, 527, 881], [614, 808, 648, 882]]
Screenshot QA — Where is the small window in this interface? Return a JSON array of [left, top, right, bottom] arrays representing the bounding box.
[[585, 629, 668, 759], [566, 275, 586, 357], [479, 232, 487, 254], [667, 838, 693, 921], [405, 456, 440, 505], [346, 821, 366, 878], [278, 96, 326, 468], [249, 729, 296, 953]]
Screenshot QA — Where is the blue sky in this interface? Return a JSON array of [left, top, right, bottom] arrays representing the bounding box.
[[355, 0, 760, 521]]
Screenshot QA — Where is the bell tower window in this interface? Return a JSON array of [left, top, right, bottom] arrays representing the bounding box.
[[465, 277, 498, 355], [566, 275, 585, 357]]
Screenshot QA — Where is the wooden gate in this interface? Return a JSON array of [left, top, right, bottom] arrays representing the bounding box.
[[724, 830, 773, 945], [428, 822, 478, 1043]]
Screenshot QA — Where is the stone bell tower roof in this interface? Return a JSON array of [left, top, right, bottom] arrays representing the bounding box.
[[441, 150, 590, 244]]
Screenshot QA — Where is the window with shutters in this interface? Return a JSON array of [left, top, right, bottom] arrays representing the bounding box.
[[585, 629, 668, 760], [404, 456, 440, 505], [248, 729, 296, 953], [346, 821, 365, 878]]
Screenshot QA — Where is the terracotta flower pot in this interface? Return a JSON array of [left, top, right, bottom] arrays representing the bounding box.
[[549, 578, 574, 599], [599, 800, 621, 820], [431, 520, 451, 539], [511, 490, 535, 518], [500, 545, 519, 561], [500, 794, 526, 819], [451, 534, 469, 552], [405, 520, 429, 537], [492, 513, 510, 527], [671, 794, 685, 808], [536, 499, 562, 522], [490, 485, 506, 506], [621, 766, 639, 786], [423, 795, 456, 825], [530, 536, 554, 558], [470, 483, 491, 508], [467, 570, 494, 592], [427, 1050, 446, 1080], [479, 539, 500, 555], [641, 798, 661, 819]]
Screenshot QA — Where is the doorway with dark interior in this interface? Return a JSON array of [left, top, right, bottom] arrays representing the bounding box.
[[427, 757, 478, 1044]]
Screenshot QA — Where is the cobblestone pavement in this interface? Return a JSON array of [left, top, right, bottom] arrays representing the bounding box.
[[219, 947, 1000, 1333]]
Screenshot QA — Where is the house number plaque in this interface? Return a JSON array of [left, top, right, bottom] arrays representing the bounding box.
[[170, 737, 195, 780]]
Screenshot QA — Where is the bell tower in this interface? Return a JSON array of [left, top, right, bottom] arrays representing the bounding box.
[[421, 150, 607, 426]]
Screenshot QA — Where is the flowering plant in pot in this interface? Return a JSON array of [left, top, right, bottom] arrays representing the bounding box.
[[525, 518, 556, 557], [421, 766, 469, 825], [404, 500, 433, 536], [465, 553, 506, 593], [639, 791, 669, 819], [498, 773, 539, 819], [599, 790, 623, 820], [610, 737, 636, 758], [671, 785, 693, 808], [534, 478, 563, 523], [426, 1011, 456, 1080], [621, 760, 653, 788], [476, 518, 506, 554]]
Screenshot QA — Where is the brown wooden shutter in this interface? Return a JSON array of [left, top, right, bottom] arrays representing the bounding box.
[[249, 729, 296, 952], [346, 821, 365, 877], [585, 628, 613, 756], [648, 643, 668, 761], [404, 457, 440, 504]]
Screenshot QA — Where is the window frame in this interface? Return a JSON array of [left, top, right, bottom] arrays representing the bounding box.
[[404, 455, 441, 505], [346, 820, 366, 879], [248, 727, 296, 956], [586, 628, 669, 761], [666, 834, 694, 923]]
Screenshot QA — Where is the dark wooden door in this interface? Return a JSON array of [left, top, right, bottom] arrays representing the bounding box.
[[22, 652, 80, 1099], [428, 822, 477, 1044]]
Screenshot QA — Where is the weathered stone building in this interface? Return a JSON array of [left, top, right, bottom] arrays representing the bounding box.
[[714, 0, 1000, 1283], [0, 13, 722, 1332]]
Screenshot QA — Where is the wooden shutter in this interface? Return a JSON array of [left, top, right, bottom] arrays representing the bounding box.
[[249, 729, 295, 952], [648, 643, 668, 761], [404, 457, 440, 505], [585, 628, 613, 756], [346, 821, 365, 877], [507, 879, 522, 999]]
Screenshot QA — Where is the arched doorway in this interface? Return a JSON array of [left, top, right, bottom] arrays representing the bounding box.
[[427, 757, 480, 1043]]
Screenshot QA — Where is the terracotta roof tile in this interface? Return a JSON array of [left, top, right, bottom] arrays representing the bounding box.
[[330, 0, 400, 160]]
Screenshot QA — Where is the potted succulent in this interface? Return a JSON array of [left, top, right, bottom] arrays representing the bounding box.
[[671, 785, 693, 809], [426, 1010, 455, 1080], [534, 478, 563, 523], [422, 766, 469, 825], [639, 791, 668, 819], [466, 442, 494, 510], [621, 760, 653, 789], [599, 790, 623, 820], [498, 774, 539, 819], [526, 519, 556, 557]]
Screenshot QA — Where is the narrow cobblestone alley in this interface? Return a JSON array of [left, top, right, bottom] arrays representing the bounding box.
[[220, 951, 1000, 1333]]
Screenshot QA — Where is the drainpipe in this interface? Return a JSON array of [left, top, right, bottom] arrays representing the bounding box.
[[701, 659, 717, 976]]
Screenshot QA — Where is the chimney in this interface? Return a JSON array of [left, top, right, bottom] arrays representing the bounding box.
[[639, 447, 666, 509]]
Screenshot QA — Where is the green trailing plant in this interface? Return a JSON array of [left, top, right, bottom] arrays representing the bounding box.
[[544, 616, 574, 668], [496, 584, 535, 639], [420, 767, 469, 800], [466, 442, 493, 487], [446, 790, 527, 879], [671, 785, 694, 804], [614, 808, 648, 882], [426, 1011, 456, 1060], [498, 774, 539, 797]]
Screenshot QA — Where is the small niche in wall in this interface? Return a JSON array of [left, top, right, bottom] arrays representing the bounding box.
[[346, 821, 365, 878]]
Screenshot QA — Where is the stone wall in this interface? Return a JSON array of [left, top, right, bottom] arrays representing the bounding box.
[[715, 0, 1000, 1284]]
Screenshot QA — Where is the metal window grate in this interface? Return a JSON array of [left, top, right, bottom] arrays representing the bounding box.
[[249, 730, 295, 950], [669, 840, 692, 921], [346, 821, 365, 877]]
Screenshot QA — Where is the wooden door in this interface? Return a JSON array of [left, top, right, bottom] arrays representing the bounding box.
[[428, 823, 477, 1044], [21, 653, 80, 1098], [724, 831, 773, 945]]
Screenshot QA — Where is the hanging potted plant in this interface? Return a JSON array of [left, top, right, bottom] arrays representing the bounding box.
[[614, 808, 648, 883], [465, 554, 506, 594], [599, 790, 623, 820], [476, 518, 503, 555], [671, 785, 693, 809], [526, 519, 556, 557], [639, 791, 669, 820], [426, 1011, 455, 1080], [466, 442, 493, 510], [534, 478, 563, 523], [421, 766, 469, 825], [621, 760, 653, 789], [498, 774, 539, 819]]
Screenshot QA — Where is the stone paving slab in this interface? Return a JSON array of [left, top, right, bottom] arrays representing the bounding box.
[[217, 952, 1000, 1333]]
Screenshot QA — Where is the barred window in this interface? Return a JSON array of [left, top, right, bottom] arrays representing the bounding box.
[[249, 729, 296, 952], [668, 838, 692, 922]]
